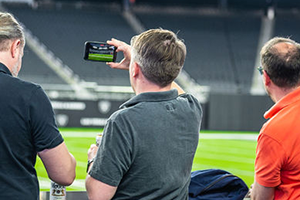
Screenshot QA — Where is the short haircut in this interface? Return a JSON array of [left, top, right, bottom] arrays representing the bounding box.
[[260, 37, 300, 88], [130, 28, 186, 87], [0, 12, 25, 51]]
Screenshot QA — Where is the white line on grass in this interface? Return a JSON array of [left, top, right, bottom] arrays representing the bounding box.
[[61, 131, 101, 138], [199, 133, 258, 141], [61, 131, 258, 141]]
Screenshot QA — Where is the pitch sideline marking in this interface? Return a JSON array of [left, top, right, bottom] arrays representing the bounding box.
[[61, 131, 258, 141]]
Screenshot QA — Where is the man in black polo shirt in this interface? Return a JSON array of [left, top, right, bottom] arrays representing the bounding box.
[[0, 12, 76, 200], [86, 29, 202, 199]]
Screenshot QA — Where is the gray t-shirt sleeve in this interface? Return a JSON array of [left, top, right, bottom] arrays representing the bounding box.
[[29, 87, 63, 152], [89, 116, 132, 187]]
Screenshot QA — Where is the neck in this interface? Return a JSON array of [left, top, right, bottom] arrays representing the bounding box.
[[133, 79, 172, 95], [0, 51, 14, 75], [271, 86, 299, 103], [0, 53, 9, 68]]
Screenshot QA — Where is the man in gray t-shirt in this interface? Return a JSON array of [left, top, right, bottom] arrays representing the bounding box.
[[86, 28, 202, 200]]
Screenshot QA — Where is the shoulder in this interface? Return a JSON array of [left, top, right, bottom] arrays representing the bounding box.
[[178, 93, 200, 104], [261, 103, 298, 140], [1, 75, 46, 103], [19, 78, 41, 90], [106, 107, 132, 126], [10, 76, 42, 94], [178, 93, 202, 112], [104, 103, 146, 134], [179, 93, 198, 100], [20, 80, 48, 103]]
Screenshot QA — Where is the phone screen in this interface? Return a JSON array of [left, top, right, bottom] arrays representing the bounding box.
[[84, 41, 117, 62]]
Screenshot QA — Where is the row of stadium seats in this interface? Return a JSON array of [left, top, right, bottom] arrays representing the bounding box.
[[5, 4, 133, 88], [4, 2, 300, 94], [135, 11, 261, 93]]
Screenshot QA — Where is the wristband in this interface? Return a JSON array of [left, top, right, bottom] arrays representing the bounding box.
[[86, 158, 95, 173]]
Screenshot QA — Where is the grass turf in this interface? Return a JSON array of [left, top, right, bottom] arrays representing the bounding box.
[[36, 128, 257, 191]]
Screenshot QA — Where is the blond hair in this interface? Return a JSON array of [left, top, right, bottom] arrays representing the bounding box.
[[0, 12, 25, 51]]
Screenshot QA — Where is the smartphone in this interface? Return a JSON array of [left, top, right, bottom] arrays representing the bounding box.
[[84, 41, 117, 62]]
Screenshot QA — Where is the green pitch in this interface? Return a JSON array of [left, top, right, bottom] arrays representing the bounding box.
[[36, 128, 257, 191]]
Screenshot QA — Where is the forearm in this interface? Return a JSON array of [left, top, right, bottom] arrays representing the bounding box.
[[48, 153, 76, 186], [38, 143, 76, 186], [62, 153, 76, 184], [251, 181, 275, 200]]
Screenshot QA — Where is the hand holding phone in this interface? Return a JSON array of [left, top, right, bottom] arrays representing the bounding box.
[[84, 41, 117, 62], [106, 38, 131, 71]]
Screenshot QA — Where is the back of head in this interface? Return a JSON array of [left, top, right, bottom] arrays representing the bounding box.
[[130, 28, 186, 87], [260, 37, 300, 88], [0, 12, 25, 52]]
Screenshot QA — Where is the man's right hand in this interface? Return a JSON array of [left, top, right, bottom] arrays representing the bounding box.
[[106, 38, 131, 71]]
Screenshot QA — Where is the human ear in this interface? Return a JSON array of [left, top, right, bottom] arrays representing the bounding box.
[[10, 39, 21, 58], [263, 70, 271, 86], [132, 62, 140, 77]]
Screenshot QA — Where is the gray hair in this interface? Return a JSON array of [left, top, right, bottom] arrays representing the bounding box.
[[0, 12, 25, 51]]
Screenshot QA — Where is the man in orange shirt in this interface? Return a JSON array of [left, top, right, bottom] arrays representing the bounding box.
[[251, 37, 300, 200]]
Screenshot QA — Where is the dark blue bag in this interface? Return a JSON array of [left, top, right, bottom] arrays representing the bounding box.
[[189, 169, 249, 200]]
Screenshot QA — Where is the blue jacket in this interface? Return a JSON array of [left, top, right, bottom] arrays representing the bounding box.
[[189, 169, 249, 200]]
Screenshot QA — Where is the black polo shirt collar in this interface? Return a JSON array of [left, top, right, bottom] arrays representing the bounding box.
[[120, 89, 179, 108], [0, 63, 12, 76]]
